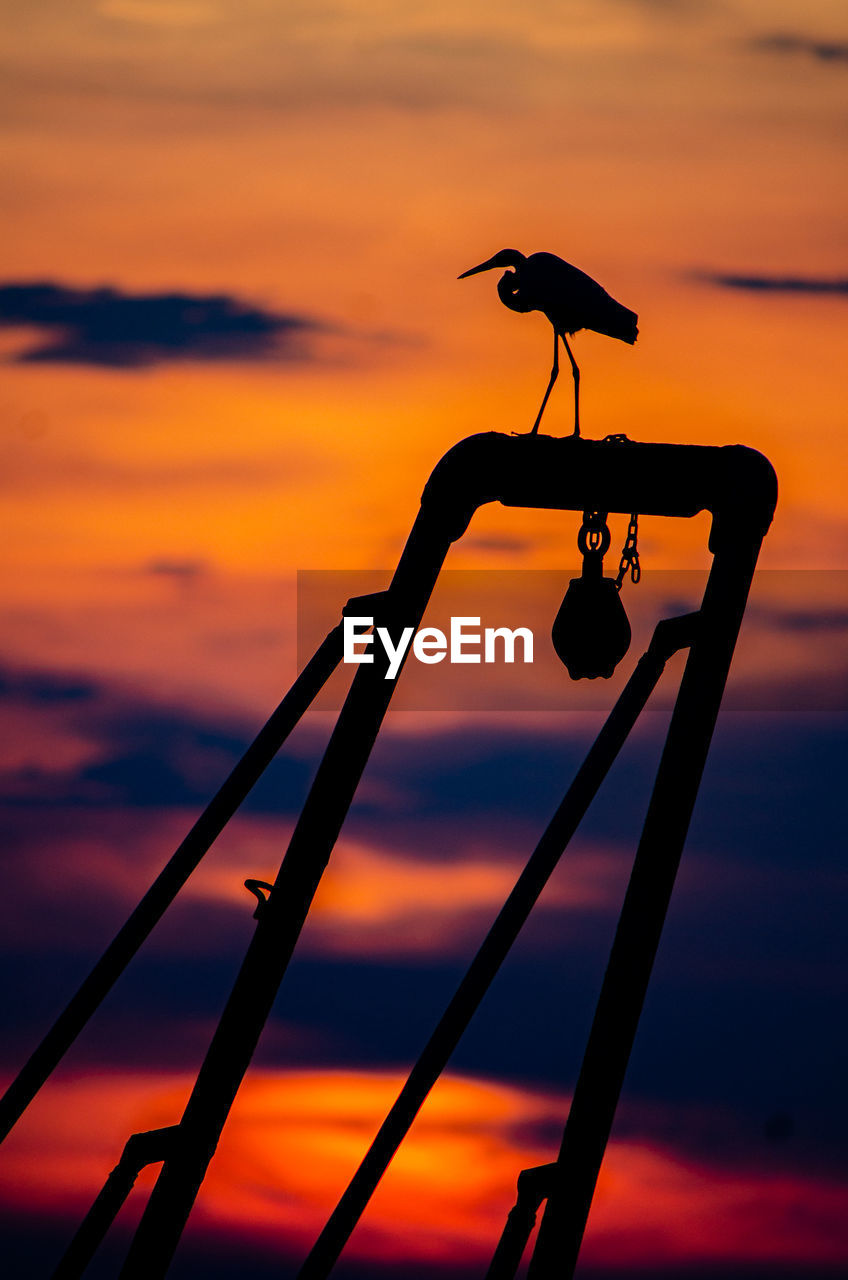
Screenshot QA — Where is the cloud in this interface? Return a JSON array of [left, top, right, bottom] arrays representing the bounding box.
[[746, 602, 848, 634], [145, 557, 208, 582], [699, 272, 848, 296], [751, 33, 848, 65], [3, 1069, 847, 1277], [0, 3, 669, 122], [0, 658, 311, 810], [0, 666, 97, 705], [462, 534, 534, 556], [0, 281, 322, 368], [184, 831, 623, 958], [98, 0, 223, 28]]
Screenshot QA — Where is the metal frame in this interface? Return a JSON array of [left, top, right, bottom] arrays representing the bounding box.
[[0, 431, 776, 1280]]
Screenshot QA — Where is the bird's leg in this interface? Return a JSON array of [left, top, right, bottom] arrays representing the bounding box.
[[561, 332, 580, 437], [529, 327, 560, 435]]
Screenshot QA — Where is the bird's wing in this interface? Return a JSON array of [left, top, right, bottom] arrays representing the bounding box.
[[527, 253, 632, 335]]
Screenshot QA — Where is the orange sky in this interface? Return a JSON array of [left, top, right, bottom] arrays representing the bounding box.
[[1, 2, 847, 1275], [3, 2, 847, 727]]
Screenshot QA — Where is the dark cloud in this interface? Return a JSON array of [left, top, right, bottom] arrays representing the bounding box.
[[145, 557, 208, 582], [0, 660, 311, 810], [699, 271, 848, 296], [611, 0, 714, 12], [1, 657, 845, 868], [462, 534, 534, 555], [746, 603, 848, 634], [752, 32, 848, 65], [0, 281, 322, 368], [0, 666, 97, 704]]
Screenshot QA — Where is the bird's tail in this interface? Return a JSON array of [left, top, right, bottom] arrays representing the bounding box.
[[596, 302, 638, 345]]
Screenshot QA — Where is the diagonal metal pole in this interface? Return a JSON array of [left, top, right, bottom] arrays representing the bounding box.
[[0, 623, 344, 1146], [295, 613, 698, 1280], [527, 524, 765, 1279], [117, 509, 456, 1280]]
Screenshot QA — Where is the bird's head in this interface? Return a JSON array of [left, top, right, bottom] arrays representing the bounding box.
[[457, 249, 526, 280]]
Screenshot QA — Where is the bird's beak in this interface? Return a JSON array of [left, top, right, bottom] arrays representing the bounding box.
[[457, 256, 500, 279]]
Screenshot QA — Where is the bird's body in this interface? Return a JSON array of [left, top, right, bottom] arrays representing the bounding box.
[[495, 251, 638, 343], [458, 248, 638, 436]]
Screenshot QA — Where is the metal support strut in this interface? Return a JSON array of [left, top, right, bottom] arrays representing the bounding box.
[[528, 518, 767, 1279], [486, 1163, 556, 1280], [51, 1127, 178, 1280]]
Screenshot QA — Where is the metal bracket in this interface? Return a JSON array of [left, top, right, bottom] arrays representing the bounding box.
[[244, 879, 274, 920]]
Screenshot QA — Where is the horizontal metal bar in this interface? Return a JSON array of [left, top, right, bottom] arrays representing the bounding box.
[[421, 432, 777, 547]]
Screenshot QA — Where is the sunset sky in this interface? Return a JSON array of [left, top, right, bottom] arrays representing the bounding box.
[[1, 2, 847, 1277]]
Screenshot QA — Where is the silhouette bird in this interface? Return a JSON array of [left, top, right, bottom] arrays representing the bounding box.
[[458, 249, 638, 437]]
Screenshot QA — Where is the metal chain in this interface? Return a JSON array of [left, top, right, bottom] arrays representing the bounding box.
[[595, 435, 640, 590], [577, 510, 611, 557], [614, 513, 641, 590]]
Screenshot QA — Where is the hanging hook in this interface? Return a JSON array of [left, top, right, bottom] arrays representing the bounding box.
[[244, 879, 273, 920]]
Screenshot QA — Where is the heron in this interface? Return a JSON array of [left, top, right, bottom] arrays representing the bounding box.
[[458, 249, 638, 437]]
